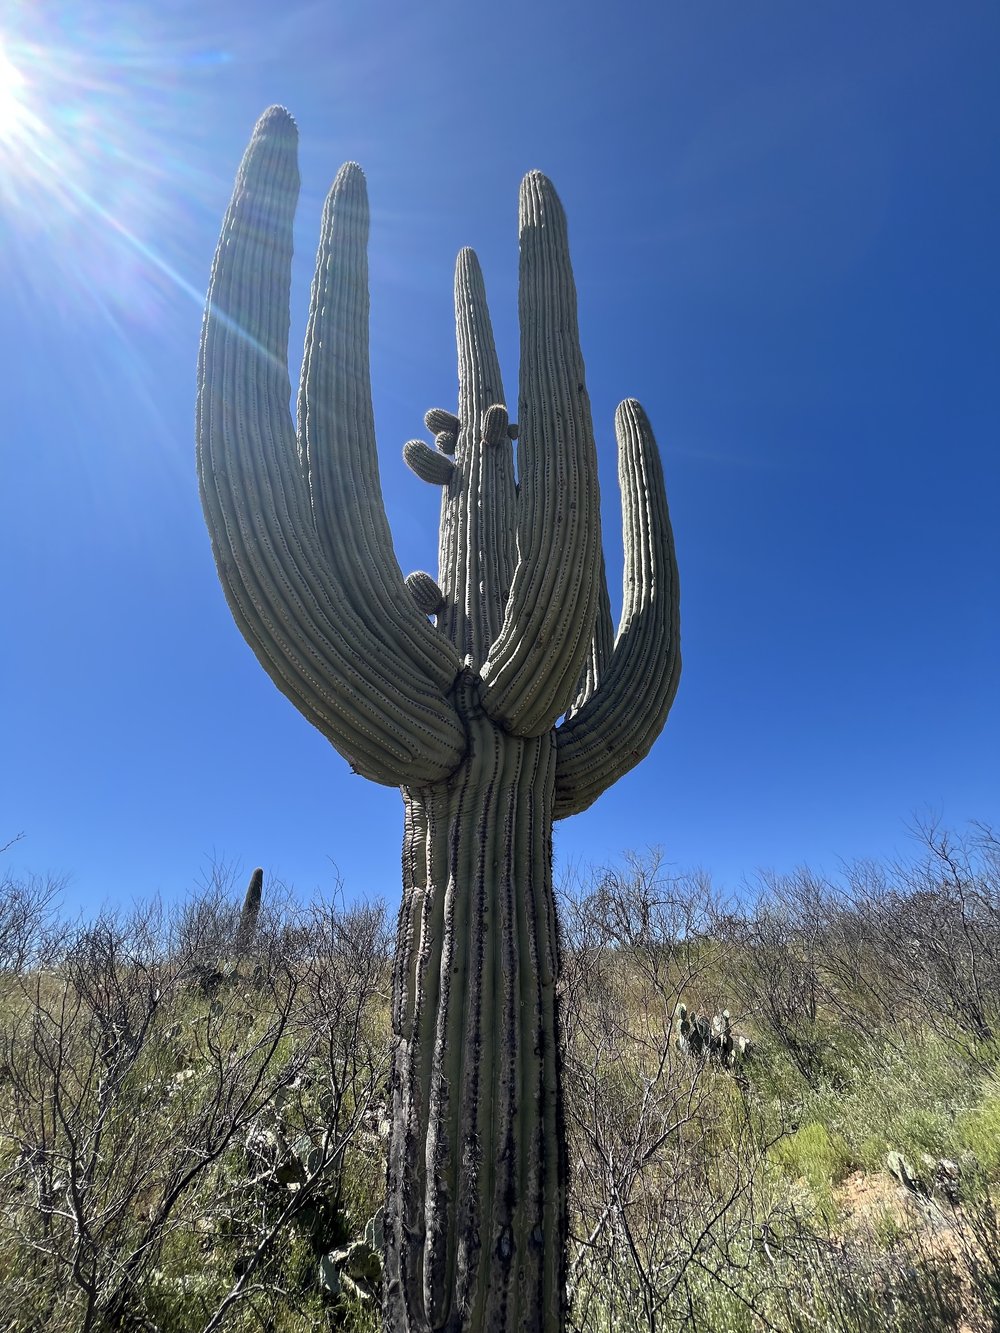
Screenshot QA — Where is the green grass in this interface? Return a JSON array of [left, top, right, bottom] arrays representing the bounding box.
[[957, 1076, 1000, 1176]]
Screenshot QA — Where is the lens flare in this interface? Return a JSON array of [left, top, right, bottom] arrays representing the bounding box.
[[0, 8, 234, 342], [0, 39, 34, 154], [0, 42, 28, 139]]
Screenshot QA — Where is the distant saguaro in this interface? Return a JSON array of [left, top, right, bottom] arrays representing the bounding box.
[[235, 866, 263, 952]]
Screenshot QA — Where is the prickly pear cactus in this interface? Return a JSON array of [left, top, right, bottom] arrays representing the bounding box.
[[197, 107, 680, 1332]]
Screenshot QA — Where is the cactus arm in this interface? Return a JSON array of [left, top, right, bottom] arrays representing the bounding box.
[[403, 439, 456, 486], [567, 548, 614, 717], [434, 249, 518, 664], [196, 107, 465, 787], [554, 399, 680, 818], [479, 172, 602, 736], [298, 161, 462, 691]]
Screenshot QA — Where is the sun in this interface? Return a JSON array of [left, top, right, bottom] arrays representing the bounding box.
[[0, 15, 219, 326], [0, 42, 28, 143]]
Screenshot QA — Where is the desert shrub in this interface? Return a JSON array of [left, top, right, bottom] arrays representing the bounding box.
[[842, 821, 1000, 1051], [4, 824, 1000, 1329], [957, 1077, 1000, 1177], [819, 1034, 969, 1173], [772, 1121, 853, 1214], [0, 868, 62, 976], [0, 880, 391, 1333], [560, 859, 783, 1332], [775, 1235, 966, 1333]]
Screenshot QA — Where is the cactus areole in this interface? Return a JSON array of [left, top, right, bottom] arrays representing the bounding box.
[[197, 107, 680, 1332]]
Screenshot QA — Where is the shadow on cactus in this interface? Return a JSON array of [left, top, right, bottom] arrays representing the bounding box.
[[196, 106, 680, 1332]]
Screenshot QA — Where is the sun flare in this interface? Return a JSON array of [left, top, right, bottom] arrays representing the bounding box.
[[0, 42, 29, 144], [0, 14, 226, 328]]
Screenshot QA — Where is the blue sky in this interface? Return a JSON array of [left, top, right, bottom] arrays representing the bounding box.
[[1, 0, 997, 911]]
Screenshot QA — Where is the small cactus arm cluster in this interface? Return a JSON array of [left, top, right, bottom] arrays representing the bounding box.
[[196, 106, 680, 1332]]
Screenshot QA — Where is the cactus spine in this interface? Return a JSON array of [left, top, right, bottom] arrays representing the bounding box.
[[197, 107, 680, 1332]]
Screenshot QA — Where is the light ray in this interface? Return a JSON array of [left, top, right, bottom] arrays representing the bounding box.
[[0, 22, 279, 372], [0, 40, 29, 140]]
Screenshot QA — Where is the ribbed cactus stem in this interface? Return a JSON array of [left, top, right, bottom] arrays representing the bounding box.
[[556, 399, 680, 816], [197, 108, 681, 1333], [196, 109, 465, 789], [388, 676, 563, 1330], [477, 172, 603, 736], [434, 247, 517, 663]]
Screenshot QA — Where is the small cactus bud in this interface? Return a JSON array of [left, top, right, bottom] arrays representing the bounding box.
[[403, 439, 455, 485], [406, 571, 445, 616], [507, 422, 519, 439], [424, 408, 460, 436], [482, 404, 509, 447], [435, 430, 458, 455]]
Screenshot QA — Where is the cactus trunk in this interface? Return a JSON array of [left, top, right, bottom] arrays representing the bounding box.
[[386, 676, 564, 1331]]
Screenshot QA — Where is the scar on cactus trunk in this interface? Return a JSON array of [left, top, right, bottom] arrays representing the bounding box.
[[197, 107, 680, 1332]]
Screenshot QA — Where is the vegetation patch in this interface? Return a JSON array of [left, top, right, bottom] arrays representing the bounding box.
[[3, 821, 1000, 1329]]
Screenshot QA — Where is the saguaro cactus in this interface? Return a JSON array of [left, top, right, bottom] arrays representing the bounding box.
[[197, 107, 680, 1332], [235, 865, 263, 952]]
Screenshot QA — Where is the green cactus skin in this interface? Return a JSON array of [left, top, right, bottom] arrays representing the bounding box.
[[197, 106, 680, 1332]]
